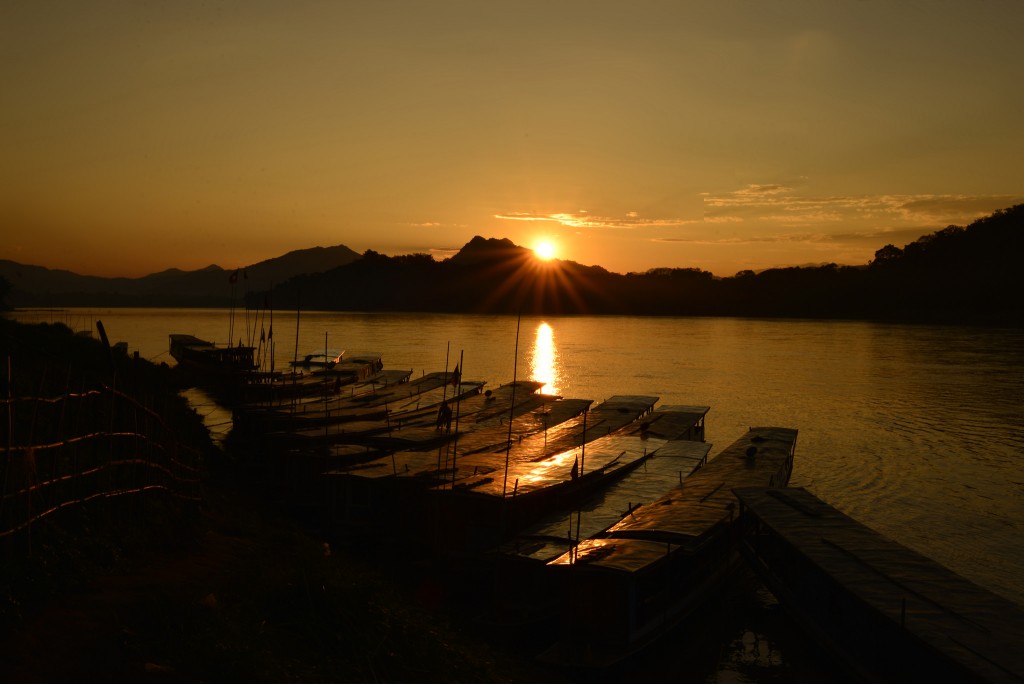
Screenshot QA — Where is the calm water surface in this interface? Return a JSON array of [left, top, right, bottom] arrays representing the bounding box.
[[16, 307, 1024, 678]]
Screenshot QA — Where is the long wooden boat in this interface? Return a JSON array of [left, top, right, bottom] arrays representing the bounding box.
[[539, 426, 798, 670], [269, 380, 486, 449], [234, 370, 459, 436], [321, 389, 590, 537], [290, 349, 344, 368], [481, 407, 713, 634], [169, 334, 257, 377], [428, 400, 705, 553], [734, 486, 1024, 684], [237, 352, 387, 405]]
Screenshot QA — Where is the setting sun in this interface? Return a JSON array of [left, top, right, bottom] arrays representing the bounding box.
[[533, 239, 557, 261]]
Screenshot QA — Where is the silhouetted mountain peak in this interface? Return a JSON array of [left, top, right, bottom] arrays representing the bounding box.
[[448, 236, 527, 265]]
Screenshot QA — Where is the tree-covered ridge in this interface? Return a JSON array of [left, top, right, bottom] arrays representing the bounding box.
[[3, 207, 1019, 324], [264, 205, 1022, 324]]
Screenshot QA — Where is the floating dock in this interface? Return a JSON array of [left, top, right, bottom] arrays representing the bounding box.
[[735, 486, 1024, 684]]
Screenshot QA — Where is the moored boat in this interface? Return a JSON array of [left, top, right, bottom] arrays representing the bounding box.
[[169, 334, 257, 378], [290, 349, 344, 368], [480, 407, 713, 635], [539, 426, 798, 670]]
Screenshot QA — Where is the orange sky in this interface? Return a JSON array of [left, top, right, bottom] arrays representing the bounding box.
[[3, 2, 1022, 278]]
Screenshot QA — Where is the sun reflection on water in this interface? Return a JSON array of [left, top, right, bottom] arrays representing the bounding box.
[[531, 321, 559, 395]]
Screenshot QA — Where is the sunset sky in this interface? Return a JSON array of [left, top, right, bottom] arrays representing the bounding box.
[[3, 1, 1023, 278]]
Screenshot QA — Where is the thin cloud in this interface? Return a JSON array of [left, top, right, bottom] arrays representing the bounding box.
[[703, 186, 1022, 226], [495, 211, 698, 230]]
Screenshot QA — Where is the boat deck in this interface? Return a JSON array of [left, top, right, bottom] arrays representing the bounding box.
[[499, 438, 713, 565], [327, 395, 590, 482], [447, 402, 706, 501], [536, 427, 798, 668], [581, 426, 798, 555]]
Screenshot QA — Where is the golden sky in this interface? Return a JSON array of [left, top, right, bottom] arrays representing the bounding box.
[[3, 1, 1022, 277]]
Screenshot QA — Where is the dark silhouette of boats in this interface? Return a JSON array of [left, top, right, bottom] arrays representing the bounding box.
[[480, 406, 713, 636], [734, 486, 1024, 683], [168, 334, 257, 378], [289, 349, 344, 369], [427, 401, 709, 553], [539, 426, 797, 670]]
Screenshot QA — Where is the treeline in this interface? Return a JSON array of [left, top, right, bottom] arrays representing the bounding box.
[[258, 205, 1023, 325]]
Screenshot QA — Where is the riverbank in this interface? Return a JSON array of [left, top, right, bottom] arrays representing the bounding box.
[[0, 319, 555, 682]]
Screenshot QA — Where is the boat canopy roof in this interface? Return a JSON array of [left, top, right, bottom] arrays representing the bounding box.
[[605, 427, 796, 543], [549, 536, 681, 572]]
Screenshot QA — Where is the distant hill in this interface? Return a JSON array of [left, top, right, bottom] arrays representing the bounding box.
[[0, 244, 360, 307], [2, 206, 1021, 324], [262, 206, 1023, 324]]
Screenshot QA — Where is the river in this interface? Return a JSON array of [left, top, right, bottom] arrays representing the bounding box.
[[14, 307, 1024, 680]]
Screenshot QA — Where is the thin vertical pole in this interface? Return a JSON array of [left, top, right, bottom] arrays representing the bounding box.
[[450, 349, 464, 489], [502, 314, 521, 497], [293, 293, 301, 368], [268, 289, 275, 373], [580, 408, 588, 477], [228, 277, 236, 347], [436, 341, 451, 476], [291, 292, 301, 413]]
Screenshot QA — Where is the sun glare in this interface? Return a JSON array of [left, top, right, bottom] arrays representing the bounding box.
[[533, 239, 557, 261]]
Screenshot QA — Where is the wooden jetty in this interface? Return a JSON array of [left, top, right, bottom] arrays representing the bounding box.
[[734, 486, 1024, 684], [539, 426, 798, 670]]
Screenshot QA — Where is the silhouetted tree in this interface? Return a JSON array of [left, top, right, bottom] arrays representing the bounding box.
[[870, 244, 903, 266]]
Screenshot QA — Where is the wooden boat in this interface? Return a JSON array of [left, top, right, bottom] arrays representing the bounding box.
[[481, 407, 713, 634], [234, 369, 456, 435], [290, 349, 344, 368], [169, 334, 257, 377], [276, 380, 486, 449], [734, 486, 1024, 684], [428, 399, 703, 553], [321, 387, 587, 537], [539, 426, 798, 670]]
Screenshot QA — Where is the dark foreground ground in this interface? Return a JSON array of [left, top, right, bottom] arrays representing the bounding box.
[[0, 470, 844, 683], [0, 467, 575, 683]]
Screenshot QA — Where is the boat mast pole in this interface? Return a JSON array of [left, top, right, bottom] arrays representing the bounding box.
[[293, 292, 301, 369], [502, 313, 521, 497], [268, 287, 274, 373], [450, 349, 464, 490], [228, 272, 236, 347], [291, 292, 301, 411], [580, 408, 587, 477], [436, 341, 451, 476]]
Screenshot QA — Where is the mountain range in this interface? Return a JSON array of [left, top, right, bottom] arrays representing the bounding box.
[[1, 205, 1021, 324], [0, 244, 361, 307]]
